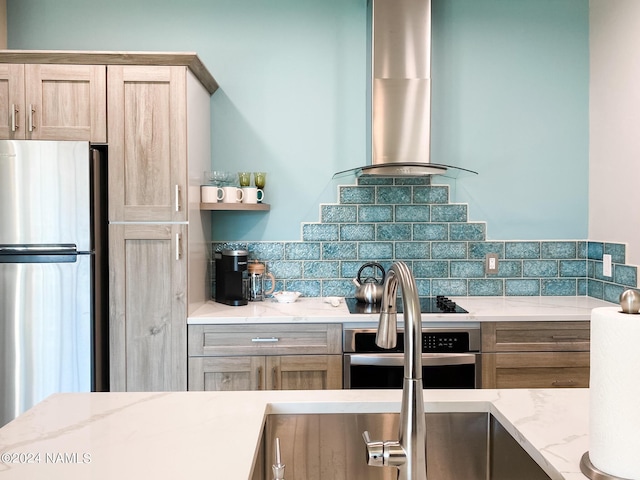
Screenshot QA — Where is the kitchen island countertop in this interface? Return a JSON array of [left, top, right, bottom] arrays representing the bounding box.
[[188, 295, 614, 325], [0, 388, 592, 480]]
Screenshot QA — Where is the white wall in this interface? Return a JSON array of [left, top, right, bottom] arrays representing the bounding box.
[[589, 0, 640, 268]]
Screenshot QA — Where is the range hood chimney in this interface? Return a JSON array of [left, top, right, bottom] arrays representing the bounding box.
[[335, 0, 476, 178]]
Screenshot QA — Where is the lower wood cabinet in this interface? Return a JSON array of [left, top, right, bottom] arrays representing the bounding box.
[[481, 321, 590, 389], [188, 354, 342, 391], [187, 324, 343, 391]]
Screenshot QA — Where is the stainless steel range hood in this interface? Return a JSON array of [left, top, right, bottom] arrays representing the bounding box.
[[335, 0, 476, 178]]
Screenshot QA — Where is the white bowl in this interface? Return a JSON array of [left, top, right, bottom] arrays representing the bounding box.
[[273, 291, 301, 303]]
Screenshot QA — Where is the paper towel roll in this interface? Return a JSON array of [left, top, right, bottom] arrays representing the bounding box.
[[589, 307, 640, 479]]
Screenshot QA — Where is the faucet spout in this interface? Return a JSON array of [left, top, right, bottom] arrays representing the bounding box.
[[363, 261, 427, 480]]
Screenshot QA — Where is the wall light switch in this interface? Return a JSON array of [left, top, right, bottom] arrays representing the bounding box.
[[603, 254, 612, 277], [485, 253, 499, 274]]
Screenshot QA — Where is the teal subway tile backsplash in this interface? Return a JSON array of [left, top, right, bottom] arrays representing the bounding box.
[[523, 260, 558, 277], [321, 205, 357, 223], [340, 186, 374, 204], [450, 223, 486, 241], [451, 261, 485, 278], [431, 204, 467, 222], [302, 223, 339, 241], [413, 185, 449, 204], [285, 242, 320, 260], [211, 176, 637, 301], [359, 205, 394, 222], [358, 242, 393, 259], [414, 223, 448, 241], [395, 205, 430, 222], [605, 243, 626, 263], [377, 224, 412, 241], [469, 279, 504, 296], [377, 186, 412, 204], [322, 242, 357, 260], [340, 223, 375, 241], [395, 242, 430, 259], [505, 279, 540, 296], [542, 279, 577, 296], [541, 241, 577, 259], [506, 241, 540, 259]]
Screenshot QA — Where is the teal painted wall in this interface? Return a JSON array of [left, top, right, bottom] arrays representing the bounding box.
[[7, 0, 589, 242]]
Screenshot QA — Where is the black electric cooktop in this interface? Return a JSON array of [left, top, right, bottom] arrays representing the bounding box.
[[345, 296, 468, 314]]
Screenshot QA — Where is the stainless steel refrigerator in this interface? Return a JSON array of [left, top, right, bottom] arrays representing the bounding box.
[[0, 140, 108, 428]]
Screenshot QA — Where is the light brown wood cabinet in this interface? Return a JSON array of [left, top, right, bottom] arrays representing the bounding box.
[[108, 63, 214, 392], [481, 321, 590, 389], [109, 223, 187, 391], [188, 324, 343, 391], [0, 63, 106, 141]]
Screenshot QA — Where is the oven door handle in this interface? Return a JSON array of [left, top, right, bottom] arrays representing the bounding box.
[[346, 353, 477, 367]]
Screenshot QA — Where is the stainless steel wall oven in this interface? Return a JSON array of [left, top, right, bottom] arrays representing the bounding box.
[[343, 326, 481, 389]]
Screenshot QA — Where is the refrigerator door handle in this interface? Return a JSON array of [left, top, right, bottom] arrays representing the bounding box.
[[0, 245, 77, 254], [0, 245, 78, 263]]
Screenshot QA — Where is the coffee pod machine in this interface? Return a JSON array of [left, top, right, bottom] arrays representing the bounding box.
[[215, 248, 249, 306]]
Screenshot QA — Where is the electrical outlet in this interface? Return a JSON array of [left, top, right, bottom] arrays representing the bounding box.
[[603, 254, 612, 277], [485, 253, 499, 274]]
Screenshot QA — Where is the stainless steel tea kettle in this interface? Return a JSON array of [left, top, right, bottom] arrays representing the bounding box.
[[352, 262, 386, 304]]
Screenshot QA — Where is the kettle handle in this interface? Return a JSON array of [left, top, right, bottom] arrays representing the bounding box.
[[264, 272, 276, 295], [357, 262, 386, 284]]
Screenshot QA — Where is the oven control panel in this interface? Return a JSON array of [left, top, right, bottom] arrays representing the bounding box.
[[350, 331, 474, 353], [423, 332, 469, 353]]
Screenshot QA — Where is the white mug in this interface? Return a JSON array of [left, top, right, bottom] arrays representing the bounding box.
[[241, 187, 264, 204], [201, 186, 224, 203], [221, 186, 244, 203]]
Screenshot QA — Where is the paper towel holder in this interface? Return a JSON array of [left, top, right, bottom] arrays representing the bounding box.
[[580, 452, 633, 480]]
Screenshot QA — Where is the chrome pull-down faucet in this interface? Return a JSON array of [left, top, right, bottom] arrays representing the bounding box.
[[362, 261, 427, 480]]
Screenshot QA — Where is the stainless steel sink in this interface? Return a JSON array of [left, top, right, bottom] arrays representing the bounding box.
[[251, 412, 552, 480]]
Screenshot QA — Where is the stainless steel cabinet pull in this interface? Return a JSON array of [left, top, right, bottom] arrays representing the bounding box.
[[10, 104, 18, 132], [257, 366, 263, 390], [28, 104, 35, 132], [251, 337, 279, 343], [175, 185, 181, 212], [552, 380, 577, 387], [551, 335, 579, 340], [175, 233, 182, 260], [272, 366, 278, 390]]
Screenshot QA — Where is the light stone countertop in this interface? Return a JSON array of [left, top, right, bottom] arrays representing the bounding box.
[[0, 388, 591, 480], [188, 295, 615, 325]]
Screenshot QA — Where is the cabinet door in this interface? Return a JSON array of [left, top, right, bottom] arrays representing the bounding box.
[[108, 65, 187, 222], [24, 64, 106, 142], [267, 355, 343, 390], [109, 223, 187, 391], [188, 356, 266, 391], [0, 64, 25, 139]]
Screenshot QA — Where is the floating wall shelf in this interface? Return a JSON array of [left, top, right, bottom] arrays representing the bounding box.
[[200, 203, 270, 211]]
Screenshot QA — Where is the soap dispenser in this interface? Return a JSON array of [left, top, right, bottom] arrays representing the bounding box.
[[272, 437, 285, 480]]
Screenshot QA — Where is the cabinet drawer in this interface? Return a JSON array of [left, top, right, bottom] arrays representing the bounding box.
[[482, 321, 590, 352], [188, 324, 342, 356], [482, 352, 590, 389]]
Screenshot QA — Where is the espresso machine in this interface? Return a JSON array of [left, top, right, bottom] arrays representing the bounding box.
[[215, 248, 249, 306]]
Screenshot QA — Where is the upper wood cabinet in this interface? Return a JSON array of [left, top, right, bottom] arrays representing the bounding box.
[[0, 63, 106, 142], [107, 65, 187, 223]]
